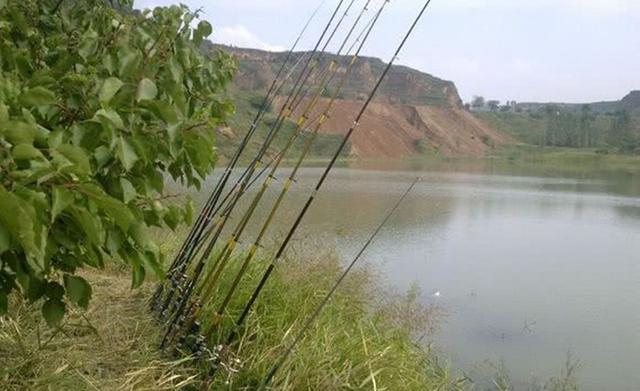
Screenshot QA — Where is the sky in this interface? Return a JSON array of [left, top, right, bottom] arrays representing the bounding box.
[[135, 0, 640, 104]]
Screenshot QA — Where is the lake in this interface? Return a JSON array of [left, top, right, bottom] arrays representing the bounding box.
[[196, 161, 640, 390]]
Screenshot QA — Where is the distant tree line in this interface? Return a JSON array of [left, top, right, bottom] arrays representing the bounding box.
[[540, 105, 636, 151], [467, 95, 639, 153]]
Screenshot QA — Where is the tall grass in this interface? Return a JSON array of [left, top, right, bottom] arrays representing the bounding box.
[[0, 237, 466, 390], [200, 247, 464, 390]]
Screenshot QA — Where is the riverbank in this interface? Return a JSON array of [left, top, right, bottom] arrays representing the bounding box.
[[0, 236, 464, 390]]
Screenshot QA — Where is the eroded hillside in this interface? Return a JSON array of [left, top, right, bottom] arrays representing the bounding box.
[[210, 44, 510, 158]]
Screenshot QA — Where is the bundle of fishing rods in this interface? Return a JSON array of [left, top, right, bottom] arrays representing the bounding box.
[[150, 0, 433, 387]]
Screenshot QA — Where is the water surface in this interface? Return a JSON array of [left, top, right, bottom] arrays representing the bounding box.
[[197, 161, 640, 390]]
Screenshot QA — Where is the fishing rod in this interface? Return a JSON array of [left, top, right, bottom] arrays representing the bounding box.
[[164, 0, 376, 349], [192, 0, 373, 316], [154, 0, 347, 319], [259, 177, 420, 390], [150, 0, 327, 310], [159, 0, 350, 349], [204, 0, 383, 333], [223, 0, 434, 353], [152, 58, 312, 317]]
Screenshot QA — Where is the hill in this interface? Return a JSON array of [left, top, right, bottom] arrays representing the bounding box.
[[208, 44, 510, 158], [621, 90, 640, 113]]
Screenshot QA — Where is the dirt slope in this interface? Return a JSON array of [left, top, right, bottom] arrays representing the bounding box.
[[276, 97, 511, 158], [215, 45, 511, 158]]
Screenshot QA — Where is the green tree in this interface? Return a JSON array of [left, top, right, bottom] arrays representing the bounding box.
[[471, 95, 485, 109], [608, 110, 636, 151], [487, 100, 500, 112], [0, 0, 235, 325], [579, 104, 596, 148]]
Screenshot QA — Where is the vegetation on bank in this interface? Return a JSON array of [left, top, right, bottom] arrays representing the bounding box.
[[0, 235, 467, 390], [476, 107, 639, 152]]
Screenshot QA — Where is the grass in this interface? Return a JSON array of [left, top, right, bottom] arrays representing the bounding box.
[[0, 234, 466, 390]]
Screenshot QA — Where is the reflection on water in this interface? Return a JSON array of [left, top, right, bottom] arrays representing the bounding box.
[[192, 161, 640, 391]]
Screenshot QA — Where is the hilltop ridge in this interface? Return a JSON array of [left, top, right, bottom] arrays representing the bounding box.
[[210, 44, 463, 108]]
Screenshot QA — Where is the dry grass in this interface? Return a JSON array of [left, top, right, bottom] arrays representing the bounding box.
[[0, 269, 198, 390]]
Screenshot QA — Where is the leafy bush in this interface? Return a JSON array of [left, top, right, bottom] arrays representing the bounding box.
[[0, 0, 235, 326]]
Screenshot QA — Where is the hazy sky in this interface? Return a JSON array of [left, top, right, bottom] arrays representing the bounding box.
[[136, 0, 640, 103]]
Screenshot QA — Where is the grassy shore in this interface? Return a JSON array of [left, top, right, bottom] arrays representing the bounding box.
[[0, 234, 465, 390]]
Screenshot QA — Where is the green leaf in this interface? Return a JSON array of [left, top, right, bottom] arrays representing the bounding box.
[[185, 198, 194, 225], [18, 87, 56, 107], [119, 178, 136, 203], [13, 143, 45, 161], [136, 79, 157, 102], [78, 29, 99, 60], [168, 57, 183, 83], [99, 77, 124, 105], [0, 224, 10, 255], [0, 103, 8, 122], [47, 129, 64, 149], [106, 228, 124, 255], [79, 184, 134, 231], [118, 49, 142, 80], [42, 299, 65, 328], [0, 189, 45, 272], [51, 187, 74, 222], [0, 0, 7, 10], [93, 146, 112, 168], [55, 144, 92, 174], [144, 100, 179, 125], [69, 207, 105, 246], [93, 109, 125, 130], [64, 275, 92, 309], [2, 121, 37, 144], [116, 136, 139, 171], [25, 277, 45, 302], [193, 21, 212, 45], [131, 264, 145, 289], [103, 54, 117, 75], [163, 205, 182, 230], [129, 221, 152, 250]]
